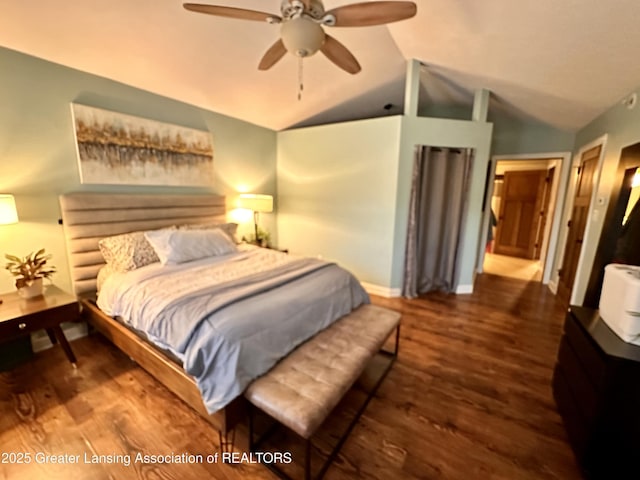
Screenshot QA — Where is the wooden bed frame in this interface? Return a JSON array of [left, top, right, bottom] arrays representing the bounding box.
[[59, 192, 245, 436]]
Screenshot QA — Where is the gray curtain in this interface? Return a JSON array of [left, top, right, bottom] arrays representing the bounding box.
[[403, 146, 473, 297]]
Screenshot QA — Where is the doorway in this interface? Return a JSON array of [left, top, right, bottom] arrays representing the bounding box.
[[493, 169, 553, 259], [483, 157, 562, 283], [556, 143, 603, 301]]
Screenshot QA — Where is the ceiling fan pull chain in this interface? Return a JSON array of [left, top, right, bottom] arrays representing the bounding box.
[[298, 57, 304, 101]]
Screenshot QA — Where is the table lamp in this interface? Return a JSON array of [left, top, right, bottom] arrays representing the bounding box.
[[0, 194, 19, 304], [236, 193, 273, 244]]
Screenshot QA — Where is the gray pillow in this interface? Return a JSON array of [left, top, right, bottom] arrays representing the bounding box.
[[178, 222, 239, 243], [145, 228, 237, 265]]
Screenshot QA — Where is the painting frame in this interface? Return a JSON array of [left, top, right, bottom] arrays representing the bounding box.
[[70, 103, 214, 187]]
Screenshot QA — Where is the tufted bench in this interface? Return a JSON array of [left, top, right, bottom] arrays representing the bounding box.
[[244, 304, 401, 480]]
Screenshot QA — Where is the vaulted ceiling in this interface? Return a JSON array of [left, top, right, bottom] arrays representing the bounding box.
[[2, 0, 640, 132]]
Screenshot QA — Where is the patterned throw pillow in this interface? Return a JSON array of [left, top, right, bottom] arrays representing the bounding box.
[[98, 229, 168, 272]]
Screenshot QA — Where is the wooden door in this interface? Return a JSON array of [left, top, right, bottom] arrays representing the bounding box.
[[494, 169, 548, 259], [534, 166, 555, 260], [558, 145, 601, 297]]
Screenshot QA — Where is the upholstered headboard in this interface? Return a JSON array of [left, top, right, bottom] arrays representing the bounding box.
[[59, 192, 226, 297]]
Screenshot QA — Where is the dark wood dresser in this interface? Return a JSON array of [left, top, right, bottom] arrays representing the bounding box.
[[553, 306, 640, 479]]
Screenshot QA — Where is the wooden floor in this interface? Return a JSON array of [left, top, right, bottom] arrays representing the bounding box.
[[0, 273, 582, 480], [483, 253, 542, 282]]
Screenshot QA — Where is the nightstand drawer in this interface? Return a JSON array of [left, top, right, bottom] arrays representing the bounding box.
[[0, 286, 80, 367], [0, 302, 79, 340], [0, 317, 38, 338]]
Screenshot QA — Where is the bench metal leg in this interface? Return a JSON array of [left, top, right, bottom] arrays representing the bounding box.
[[305, 439, 311, 480], [249, 323, 401, 480], [383, 323, 400, 357], [315, 334, 399, 479], [394, 324, 400, 356], [218, 428, 236, 455], [248, 404, 254, 451]]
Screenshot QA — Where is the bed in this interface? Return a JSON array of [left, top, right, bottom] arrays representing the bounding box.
[[58, 192, 368, 439]]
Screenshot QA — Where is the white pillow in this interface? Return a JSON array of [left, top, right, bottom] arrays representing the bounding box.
[[144, 228, 237, 265], [178, 222, 239, 243], [96, 263, 119, 292]]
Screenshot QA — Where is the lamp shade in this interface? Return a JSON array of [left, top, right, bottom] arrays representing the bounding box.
[[0, 195, 18, 225], [237, 194, 273, 213]]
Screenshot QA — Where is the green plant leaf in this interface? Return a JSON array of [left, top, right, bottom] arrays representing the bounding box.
[[3, 248, 56, 282]]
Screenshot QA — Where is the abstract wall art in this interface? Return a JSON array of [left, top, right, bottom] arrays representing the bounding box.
[[71, 104, 214, 187]]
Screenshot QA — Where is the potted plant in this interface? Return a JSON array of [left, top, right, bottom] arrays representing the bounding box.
[[245, 227, 271, 248], [4, 249, 56, 299]]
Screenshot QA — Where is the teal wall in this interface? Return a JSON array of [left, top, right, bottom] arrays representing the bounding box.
[[417, 99, 576, 157], [0, 47, 277, 293], [2, 45, 613, 301], [393, 117, 493, 291], [277, 117, 402, 289], [277, 114, 493, 293], [489, 113, 576, 156], [419, 104, 472, 121]]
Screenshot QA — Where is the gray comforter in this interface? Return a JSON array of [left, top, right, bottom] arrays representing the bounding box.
[[97, 247, 369, 412]]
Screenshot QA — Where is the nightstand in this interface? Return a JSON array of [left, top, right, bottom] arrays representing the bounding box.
[[266, 246, 289, 254], [244, 241, 288, 254], [0, 285, 80, 367]]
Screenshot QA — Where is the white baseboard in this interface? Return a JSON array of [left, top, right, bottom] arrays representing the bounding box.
[[360, 282, 402, 298], [455, 283, 474, 294], [362, 281, 473, 296], [31, 322, 88, 353], [548, 279, 558, 295]]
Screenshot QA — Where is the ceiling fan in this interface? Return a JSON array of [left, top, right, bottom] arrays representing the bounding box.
[[183, 0, 417, 74]]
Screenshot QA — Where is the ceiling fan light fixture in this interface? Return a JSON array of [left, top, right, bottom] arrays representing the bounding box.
[[185, 0, 417, 73], [281, 17, 325, 57]]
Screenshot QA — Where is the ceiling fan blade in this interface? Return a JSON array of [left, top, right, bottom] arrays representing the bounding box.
[[320, 35, 361, 74], [326, 1, 417, 27], [183, 3, 281, 23], [258, 39, 287, 70]]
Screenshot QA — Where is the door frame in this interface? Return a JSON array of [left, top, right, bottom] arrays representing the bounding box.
[[477, 151, 572, 284], [550, 135, 608, 304], [536, 165, 556, 260]]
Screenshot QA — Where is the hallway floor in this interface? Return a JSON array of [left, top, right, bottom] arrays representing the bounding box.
[[484, 252, 543, 282]]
